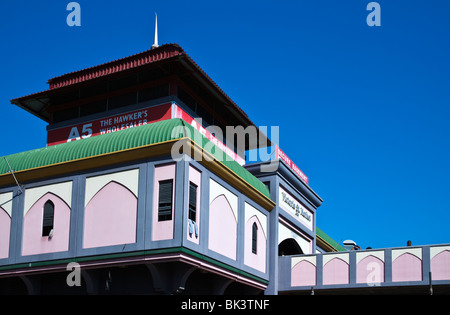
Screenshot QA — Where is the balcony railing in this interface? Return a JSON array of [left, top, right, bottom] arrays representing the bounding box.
[[278, 244, 450, 294]]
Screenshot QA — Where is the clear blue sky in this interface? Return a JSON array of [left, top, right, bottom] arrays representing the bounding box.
[[0, 1, 449, 250]]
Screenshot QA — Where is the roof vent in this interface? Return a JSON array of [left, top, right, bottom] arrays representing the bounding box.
[[343, 240, 359, 251]]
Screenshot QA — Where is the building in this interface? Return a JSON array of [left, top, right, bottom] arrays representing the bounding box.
[[0, 40, 449, 295]]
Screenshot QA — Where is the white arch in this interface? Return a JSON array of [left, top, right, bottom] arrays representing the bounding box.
[[24, 182, 72, 216], [278, 222, 311, 254]]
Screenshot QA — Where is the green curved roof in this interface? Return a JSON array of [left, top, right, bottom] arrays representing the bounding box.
[[0, 118, 270, 199]]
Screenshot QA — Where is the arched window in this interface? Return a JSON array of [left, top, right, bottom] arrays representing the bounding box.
[[42, 200, 55, 237], [252, 222, 258, 254]]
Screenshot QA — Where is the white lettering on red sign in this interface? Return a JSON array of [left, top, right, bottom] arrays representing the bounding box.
[[276, 146, 308, 184], [173, 104, 245, 165], [47, 103, 171, 146]]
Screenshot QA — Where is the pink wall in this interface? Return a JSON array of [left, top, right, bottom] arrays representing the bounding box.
[[244, 216, 266, 273], [0, 207, 11, 259], [323, 258, 349, 285], [152, 164, 176, 241], [83, 181, 137, 248], [431, 250, 450, 281], [187, 166, 201, 244], [392, 253, 422, 282], [291, 260, 316, 287], [356, 255, 384, 284], [22, 193, 71, 256], [208, 195, 237, 260]]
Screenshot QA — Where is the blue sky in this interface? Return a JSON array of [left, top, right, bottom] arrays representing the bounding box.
[[0, 1, 449, 250]]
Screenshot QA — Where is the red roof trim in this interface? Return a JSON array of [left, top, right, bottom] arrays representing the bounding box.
[[10, 43, 252, 124], [47, 44, 183, 89]]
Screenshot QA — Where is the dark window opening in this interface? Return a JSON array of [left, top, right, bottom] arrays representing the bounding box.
[[252, 222, 258, 254], [138, 67, 166, 83], [138, 84, 170, 103], [188, 182, 197, 222], [80, 99, 107, 117], [158, 179, 173, 221], [52, 106, 79, 123], [196, 106, 213, 126], [42, 200, 55, 237], [109, 74, 138, 91], [108, 92, 137, 110], [177, 87, 197, 112], [80, 82, 108, 98], [51, 90, 79, 106], [177, 87, 215, 126]]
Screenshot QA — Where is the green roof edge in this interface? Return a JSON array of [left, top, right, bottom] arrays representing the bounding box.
[[316, 227, 346, 252], [0, 118, 270, 199]]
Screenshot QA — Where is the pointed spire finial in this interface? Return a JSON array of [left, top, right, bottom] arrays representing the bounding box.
[[151, 13, 159, 49]]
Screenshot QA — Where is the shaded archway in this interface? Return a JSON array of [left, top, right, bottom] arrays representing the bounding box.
[[183, 269, 225, 295], [0, 277, 28, 295], [278, 238, 303, 256], [223, 281, 264, 295], [183, 269, 264, 295], [97, 265, 154, 295]]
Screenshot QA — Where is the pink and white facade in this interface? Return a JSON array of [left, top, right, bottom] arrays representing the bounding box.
[[0, 43, 448, 295], [0, 155, 274, 294], [281, 244, 450, 294]]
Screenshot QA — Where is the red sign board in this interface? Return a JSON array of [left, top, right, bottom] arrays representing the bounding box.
[[275, 146, 309, 184], [47, 101, 246, 166], [173, 104, 246, 165], [47, 103, 171, 146]]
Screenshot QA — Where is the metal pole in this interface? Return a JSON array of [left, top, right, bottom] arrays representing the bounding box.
[[4, 157, 23, 194]]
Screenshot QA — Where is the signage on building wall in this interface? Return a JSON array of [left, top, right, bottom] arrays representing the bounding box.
[[46, 103, 172, 146], [275, 146, 309, 184], [278, 185, 313, 231], [173, 104, 246, 165], [47, 101, 246, 166]]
